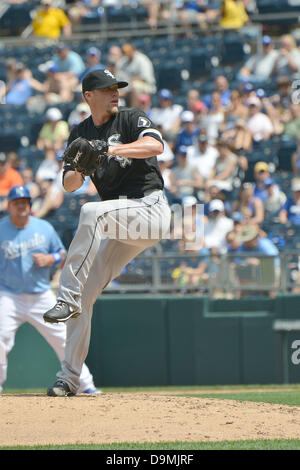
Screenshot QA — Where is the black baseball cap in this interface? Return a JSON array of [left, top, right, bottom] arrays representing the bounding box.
[[82, 69, 128, 93]]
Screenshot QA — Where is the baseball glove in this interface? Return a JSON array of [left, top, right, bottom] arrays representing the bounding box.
[[63, 137, 108, 176]]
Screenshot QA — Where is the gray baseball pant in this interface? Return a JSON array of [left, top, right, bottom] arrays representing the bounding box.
[[55, 190, 171, 392]]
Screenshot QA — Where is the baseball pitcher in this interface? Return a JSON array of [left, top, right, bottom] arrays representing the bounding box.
[[43, 69, 171, 396]]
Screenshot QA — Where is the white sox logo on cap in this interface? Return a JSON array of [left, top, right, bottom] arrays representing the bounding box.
[[104, 69, 115, 79]]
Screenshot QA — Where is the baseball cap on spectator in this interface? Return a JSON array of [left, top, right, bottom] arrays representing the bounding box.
[[292, 178, 300, 191], [87, 47, 101, 57], [180, 110, 194, 123], [256, 88, 266, 99], [246, 96, 261, 107], [254, 161, 269, 173], [243, 82, 254, 93], [191, 100, 206, 112], [177, 145, 188, 155], [8, 185, 31, 202], [137, 93, 151, 104], [0, 153, 7, 164], [45, 107, 63, 122], [182, 195, 198, 206], [76, 102, 90, 114], [48, 64, 59, 73], [158, 89, 173, 100], [82, 69, 128, 92], [264, 177, 275, 187], [262, 35, 273, 46], [56, 42, 69, 51], [209, 199, 224, 213]]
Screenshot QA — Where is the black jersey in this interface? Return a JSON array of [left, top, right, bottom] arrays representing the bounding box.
[[64, 107, 164, 200]]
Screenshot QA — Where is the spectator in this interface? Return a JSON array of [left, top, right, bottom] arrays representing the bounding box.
[[136, 93, 152, 117], [187, 131, 219, 183], [26, 63, 76, 111], [163, 0, 213, 30], [245, 95, 274, 142], [79, 47, 105, 82], [168, 146, 204, 204], [52, 43, 86, 89], [238, 35, 278, 83], [185, 88, 202, 112], [149, 89, 183, 141], [5, 63, 34, 106], [20, 167, 41, 201], [204, 199, 234, 251], [203, 75, 231, 109], [221, 118, 252, 154], [224, 89, 248, 129], [271, 34, 300, 79], [263, 177, 287, 218], [68, 102, 91, 129], [115, 43, 157, 106], [31, 177, 64, 220], [31, 0, 72, 39], [106, 45, 123, 74], [190, 100, 208, 128], [279, 178, 300, 226], [206, 139, 238, 192], [0, 153, 23, 212], [236, 225, 279, 278], [270, 76, 293, 111], [283, 104, 300, 138], [253, 161, 270, 201], [231, 182, 264, 225], [203, 183, 227, 217], [175, 110, 199, 152], [220, 0, 248, 29], [68, 0, 103, 25], [36, 107, 69, 161], [202, 91, 226, 144]]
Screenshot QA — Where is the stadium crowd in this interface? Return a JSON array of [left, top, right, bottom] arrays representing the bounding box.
[[1, 0, 300, 296]]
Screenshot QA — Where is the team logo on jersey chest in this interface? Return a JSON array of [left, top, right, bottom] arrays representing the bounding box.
[[107, 134, 132, 168]]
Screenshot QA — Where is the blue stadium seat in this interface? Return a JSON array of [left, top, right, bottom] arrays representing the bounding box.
[[277, 136, 297, 172]]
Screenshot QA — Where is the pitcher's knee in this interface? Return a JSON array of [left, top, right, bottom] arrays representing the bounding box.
[[79, 202, 98, 224]]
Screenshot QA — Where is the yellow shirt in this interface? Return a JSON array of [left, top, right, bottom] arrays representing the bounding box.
[[32, 7, 70, 39], [220, 0, 249, 29], [39, 121, 69, 143]]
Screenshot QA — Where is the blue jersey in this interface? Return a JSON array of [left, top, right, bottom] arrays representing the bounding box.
[[0, 216, 65, 294]]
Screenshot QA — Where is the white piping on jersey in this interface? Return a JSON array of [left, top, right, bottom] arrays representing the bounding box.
[[138, 129, 163, 140]]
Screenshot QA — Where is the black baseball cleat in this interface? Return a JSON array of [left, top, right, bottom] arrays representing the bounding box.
[[47, 380, 75, 397], [43, 300, 80, 323]]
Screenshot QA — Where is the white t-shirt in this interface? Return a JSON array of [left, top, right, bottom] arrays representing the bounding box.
[[187, 145, 219, 179], [244, 50, 279, 79], [149, 104, 183, 133], [247, 112, 274, 142], [204, 215, 234, 251]]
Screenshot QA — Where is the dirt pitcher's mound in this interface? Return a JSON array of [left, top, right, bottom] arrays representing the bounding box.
[[1, 392, 300, 446]]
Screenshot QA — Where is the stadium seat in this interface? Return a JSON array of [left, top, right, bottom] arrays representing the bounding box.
[[277, 136, 297, 172]]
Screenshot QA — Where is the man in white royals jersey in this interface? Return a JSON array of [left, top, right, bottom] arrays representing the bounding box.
[[0, 185, 98, 394]]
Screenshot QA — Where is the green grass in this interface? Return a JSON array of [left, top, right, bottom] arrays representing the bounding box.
[[179, 390, 300, 407], [1, 439, 300, 450], [4, 383, 300, 394]]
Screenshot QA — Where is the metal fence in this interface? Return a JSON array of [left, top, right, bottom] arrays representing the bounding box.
[[105, 250, 300, 298]]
